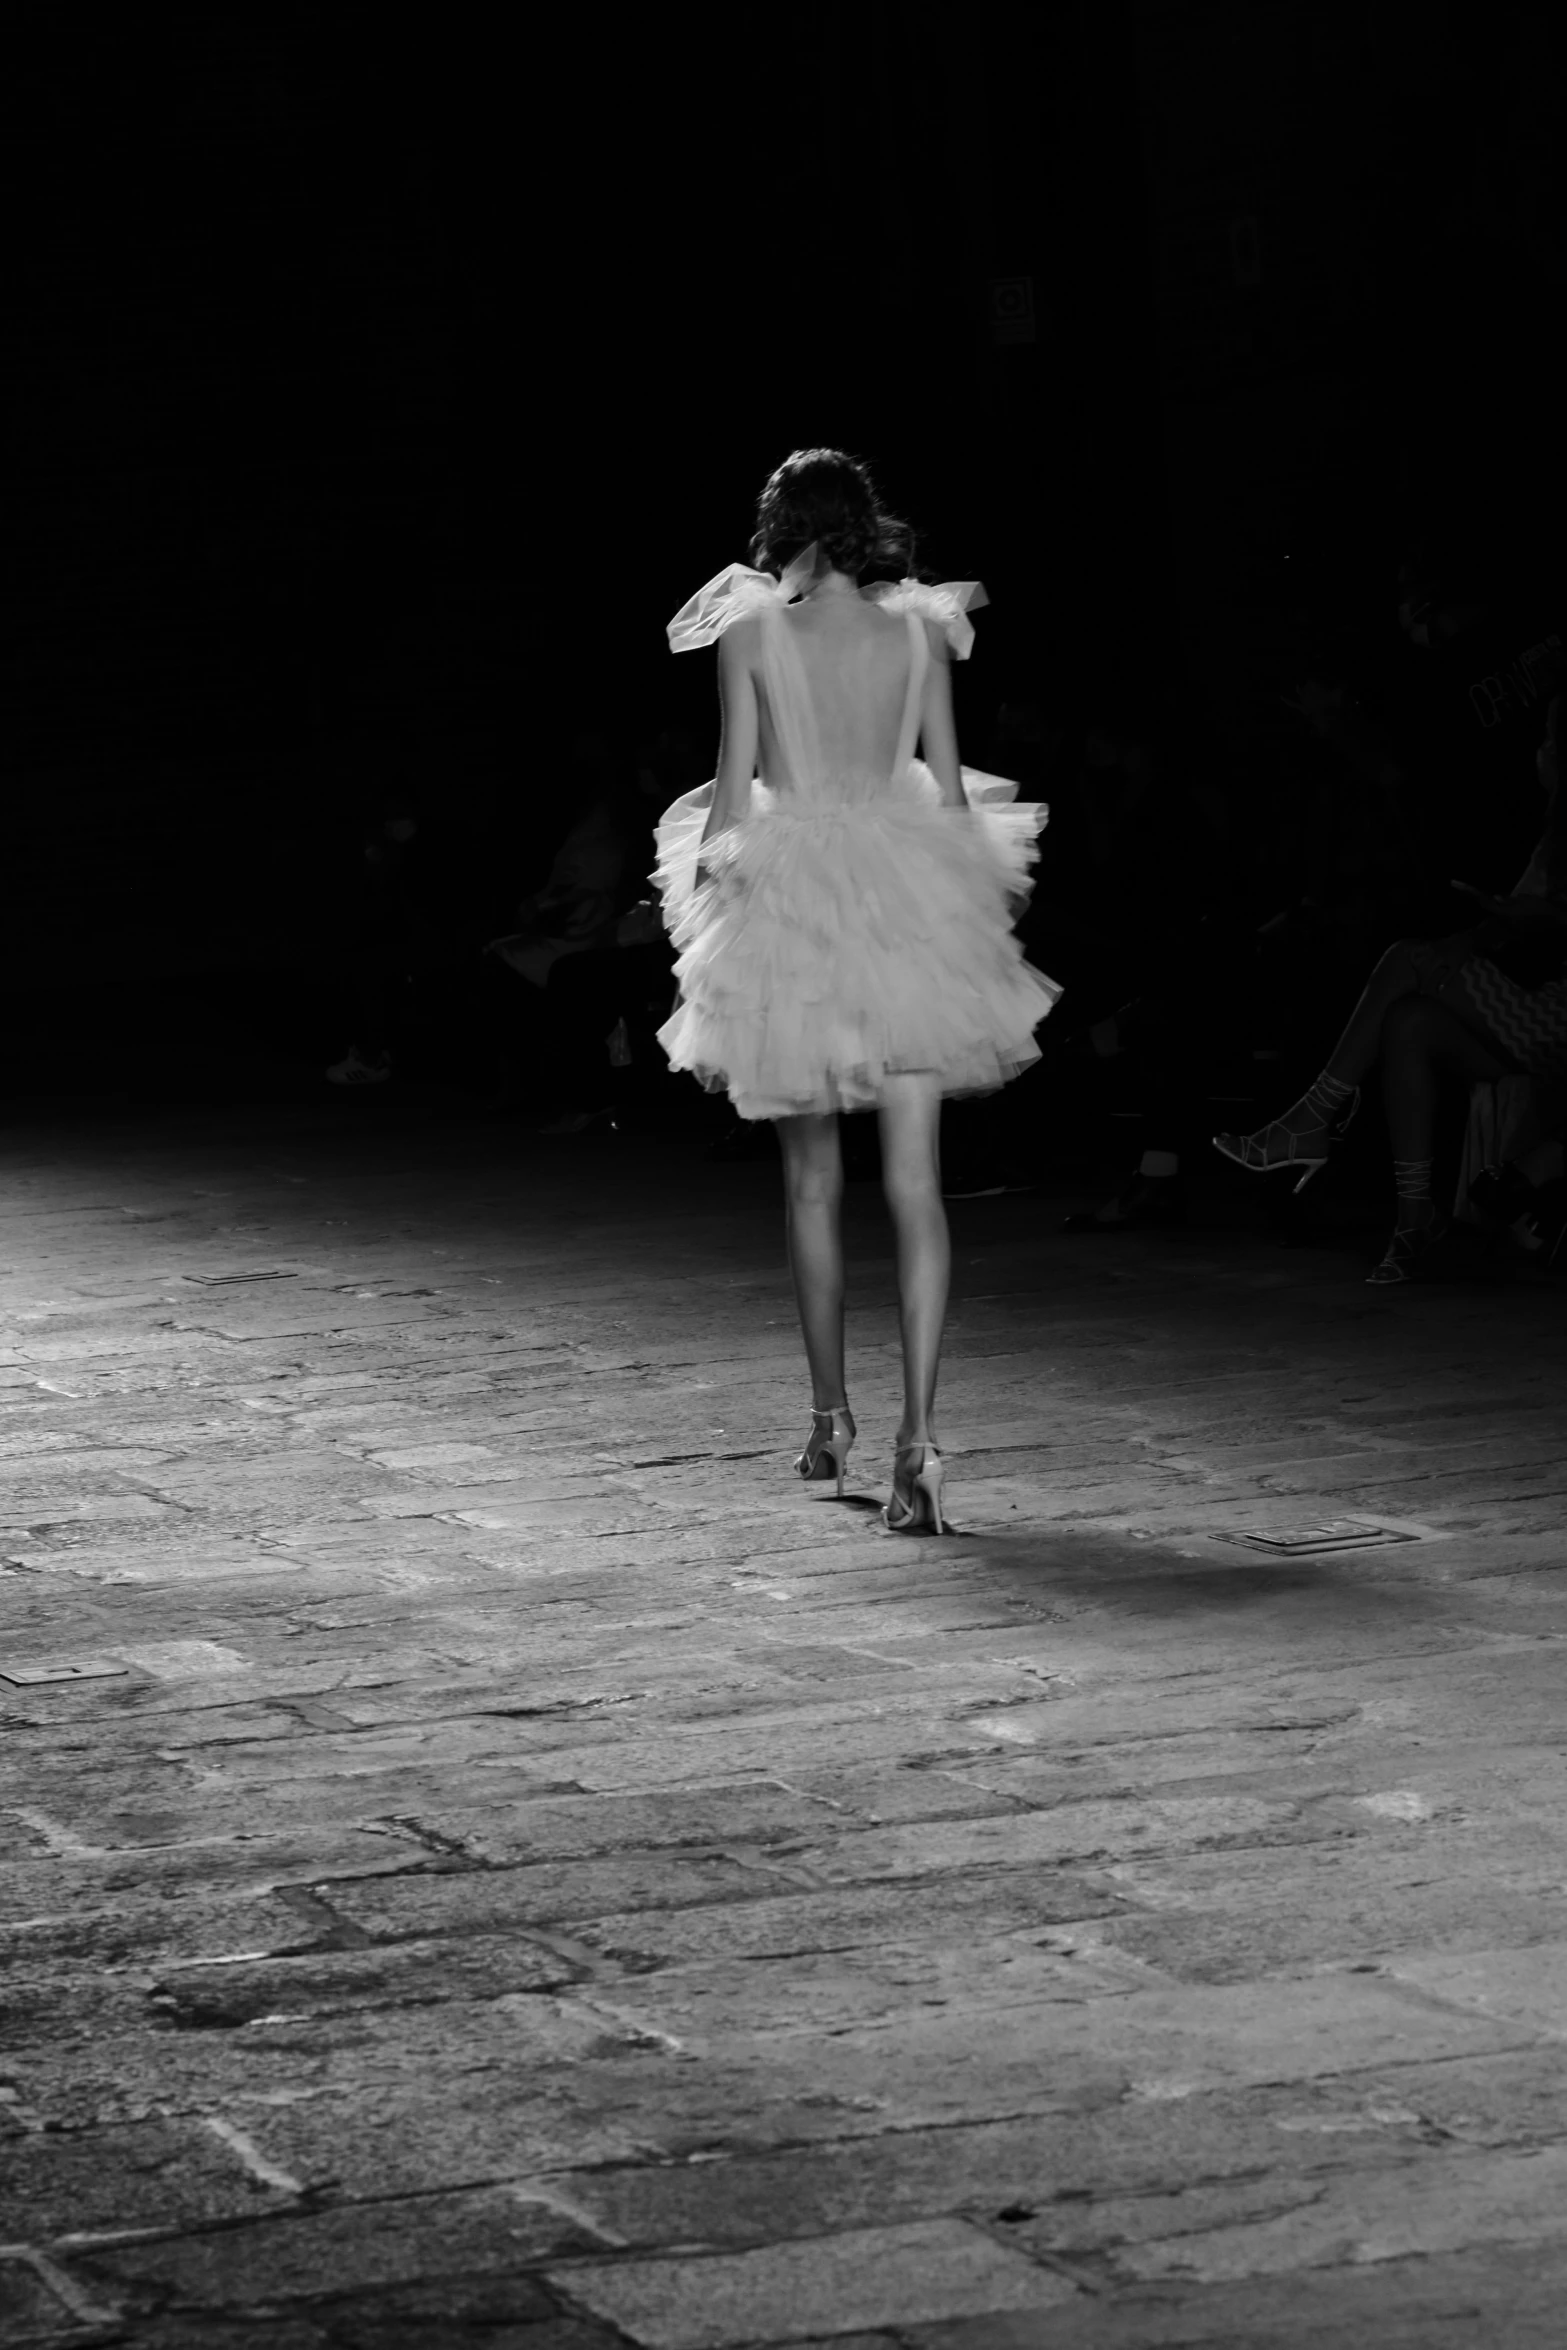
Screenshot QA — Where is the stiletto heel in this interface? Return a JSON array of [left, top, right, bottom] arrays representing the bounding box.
[[883, 1442, 946, 1534], [796, 1406, 856, 1496], [1213, 1086, 1360, 1193]]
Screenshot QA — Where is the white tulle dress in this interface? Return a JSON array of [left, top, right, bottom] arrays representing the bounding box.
[[653, 556, 1061, 1122]]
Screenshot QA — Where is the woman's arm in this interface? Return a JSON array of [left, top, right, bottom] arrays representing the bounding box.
[[700, 622, 760, 854], [917, 620, 967, 808]]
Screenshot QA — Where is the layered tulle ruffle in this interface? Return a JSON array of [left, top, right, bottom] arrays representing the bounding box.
[[653, 764, 1061, 1121]]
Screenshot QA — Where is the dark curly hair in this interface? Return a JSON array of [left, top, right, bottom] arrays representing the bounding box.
[[750, 448, 914, 582]]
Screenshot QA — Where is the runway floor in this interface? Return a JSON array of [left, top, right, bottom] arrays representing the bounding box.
[[3, 1101, 1567, 2347]]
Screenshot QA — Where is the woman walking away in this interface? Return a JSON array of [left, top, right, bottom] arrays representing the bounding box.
[[653, 449, 1059, 1530]]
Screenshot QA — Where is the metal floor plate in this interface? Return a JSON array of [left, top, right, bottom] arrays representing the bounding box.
[[1212, 1518, 1425, 1558]]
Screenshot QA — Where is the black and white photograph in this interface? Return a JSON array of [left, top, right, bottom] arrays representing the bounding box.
[[1, 7, 1565, 2344]]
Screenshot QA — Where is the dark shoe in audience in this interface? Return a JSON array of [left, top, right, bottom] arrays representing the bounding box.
[[326, 1046, 391, 1087], [944, 1166, 1007, 1199], [537, 1106, 617, 1136], [1476, 1166, 1567, 1259], [1062, 1173, 1186, 1232], [1468, 1161, 1547, 1250], [707, 1120, 773, 1162]]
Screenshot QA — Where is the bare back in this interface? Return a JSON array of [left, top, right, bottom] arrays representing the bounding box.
[[750, 594, 929, 804]]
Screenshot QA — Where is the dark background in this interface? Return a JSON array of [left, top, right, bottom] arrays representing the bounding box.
[[4, 4, 1562, 1089]]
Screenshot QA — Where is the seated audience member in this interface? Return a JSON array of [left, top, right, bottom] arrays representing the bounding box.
[[485, 734, 683, 1119], [1215, 695, 1567, 1284], [326, 789, 465, 1086], [1037, 701, 1236, 1226], [487, 737, 632, 990], [529, 895, 675, 1132], [1285, 531, 1563, 929]]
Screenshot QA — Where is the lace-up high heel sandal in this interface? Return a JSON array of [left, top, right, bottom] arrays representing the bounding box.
[[882, 1442, 947, 1535], [1368, 1161, 1450, 1285], [1366, 1213, 1452, 1285], [795, 1406, 856, 1498], [1212, 1072, 1359, 1195]]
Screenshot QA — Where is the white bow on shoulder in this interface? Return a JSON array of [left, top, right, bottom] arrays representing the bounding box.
[[665, 564, 792, 653], [868, 577, 988, 661]]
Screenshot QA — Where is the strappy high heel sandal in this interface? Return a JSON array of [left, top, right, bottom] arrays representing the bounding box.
[[1366, 1212, 1451, 1286], [882, 1442, 946, 1535], [795, 1406, 856, 1498], [1213, 1087, 1360, 1196]]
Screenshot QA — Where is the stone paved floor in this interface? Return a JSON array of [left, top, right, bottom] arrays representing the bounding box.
[[4, 1104, 1567, 2348]]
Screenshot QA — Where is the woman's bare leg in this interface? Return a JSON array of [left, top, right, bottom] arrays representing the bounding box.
[[1379, 994, 1510, 1225], [1321, 941, 1432, 1089], [1368, 992, 1515, 1284], [1240, 936, 1494, 1154], [877, 1076, 949, 1446], [776, 1113, 849, 1410], [1327, 934, 1508, 1087]]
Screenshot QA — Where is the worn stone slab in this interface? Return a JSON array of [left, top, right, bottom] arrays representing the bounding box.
[[0, 2250, 105, 2345], [569, 1932, 1161, 2047], [145, 1974, 1532, 2185], [0, 1961, 166, 2050], [75, 2186, 602, 2308], [0, 1831, 434, 1927], [1378, 1941, 1567, 2037], [30, 1766, 613, 1849], [777, 1795, 1339, 1885], [116, 2319, 331, 2350], [4, 1542, 312, 1586], [531, 2058, 1563, 2255], [904, 2239, 1567, 2346], [265, 2288, 622, 2350], [390, 1781, 846, 1866], [1101, 2141, 1567, 2282], [170, 1716, 587, 1786], [142, 1930, 582, 2030], [555, 1868, 1132, 1968], [554, 2219, 1074, 2347], [3, 1990, 669, 2150], [319, 1850, 807, 1939], [0, 2114, 279, 2237], [182, 2073, 662, 2201], [1090, 1851, 1567, 1982], [593, 1970, 1526, 2108]]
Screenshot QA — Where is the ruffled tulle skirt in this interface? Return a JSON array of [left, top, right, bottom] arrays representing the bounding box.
[[652, 763, 1061, 1121]]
